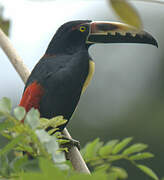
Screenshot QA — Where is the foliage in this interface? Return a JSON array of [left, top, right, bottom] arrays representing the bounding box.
[[0, 97, 159, 180], [109, 0, 142, 29], [0, 97, 68, 179], [81, 137, 159, 180]]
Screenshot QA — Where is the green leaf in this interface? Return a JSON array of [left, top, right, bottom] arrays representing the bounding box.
[[137, 164, 159, 180], [39, 158, 65, 179], [20, 172, 46, 180], [110, 0, 142, 29], [0, 111, 4, 118], [24, 108, 40, 129], [39, 117, 49, 128], [15, 144, 34, 153], [107, 172, 117, 180], [91, 171, 108, 180], [112, 137, 133, 154], [122, 143, 148, 155], [84, 138, 102, 160], [49, 116, 67, 128], [20, 158, 40, 172], [99, 140, 118, 157], [14, 106, 26, 121], [111, 166, 128, 179], [11, 155, 29, 172], [0, 121, 14, 132], [108, 154, 123, 161], [69, 171, 108, 180], [0, 135, 24, 156], [0, 155, 10, 176], [106, 139, 119, 146], [1, 131, 12, 139], [94, 164, 110, 173], [0, 97, 12, 113], [130, 152, 154, 160], [39, 116, 67, 130]]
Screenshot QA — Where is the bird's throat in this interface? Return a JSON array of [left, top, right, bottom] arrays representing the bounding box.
[[82, 60, 95, 94]]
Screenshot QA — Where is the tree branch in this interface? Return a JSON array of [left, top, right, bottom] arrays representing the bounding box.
[[0, 28, 90, 174]]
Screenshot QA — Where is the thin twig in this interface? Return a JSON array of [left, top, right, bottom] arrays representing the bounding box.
[[0, 28, 90, 174]]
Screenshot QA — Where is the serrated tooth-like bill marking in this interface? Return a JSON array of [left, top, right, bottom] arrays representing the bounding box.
[[131, 33, 137, 37], [110, 31, 116, 36], [119, 32, 126, 36]]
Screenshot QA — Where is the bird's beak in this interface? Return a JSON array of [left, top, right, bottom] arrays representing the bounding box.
[[86, 21, 158, 47]]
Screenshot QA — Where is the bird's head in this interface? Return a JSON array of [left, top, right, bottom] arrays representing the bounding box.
[[46, 20, 158, 55]]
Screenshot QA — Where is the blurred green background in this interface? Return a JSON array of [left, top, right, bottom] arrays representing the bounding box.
[[0, 0, 164, 179]]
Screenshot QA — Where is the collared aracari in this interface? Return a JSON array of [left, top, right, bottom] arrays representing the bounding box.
[[19, 20, 158, 131]]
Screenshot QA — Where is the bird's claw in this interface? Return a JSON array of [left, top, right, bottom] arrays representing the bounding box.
[[58, 135, 80, 150]]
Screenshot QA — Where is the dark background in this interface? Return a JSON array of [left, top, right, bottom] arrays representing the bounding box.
[[0, 0, 164, 179]]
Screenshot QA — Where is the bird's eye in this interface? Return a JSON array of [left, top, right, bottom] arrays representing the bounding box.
[[79, 26, 86, 32]]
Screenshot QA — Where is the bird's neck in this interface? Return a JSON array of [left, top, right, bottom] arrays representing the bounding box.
[[45, 34, 88, 55]]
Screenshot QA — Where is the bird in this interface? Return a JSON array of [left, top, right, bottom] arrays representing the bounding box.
[[19, 20, 158, 132]]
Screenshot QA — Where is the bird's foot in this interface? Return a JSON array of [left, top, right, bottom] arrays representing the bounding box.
[[57, 135, 80, 150]]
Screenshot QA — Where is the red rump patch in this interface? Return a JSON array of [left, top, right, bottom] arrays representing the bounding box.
[[19, 81, 44, 113]]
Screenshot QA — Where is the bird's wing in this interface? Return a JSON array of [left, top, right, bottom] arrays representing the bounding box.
[[19, 81, 44, 112], [20, 51, 89, 119]]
